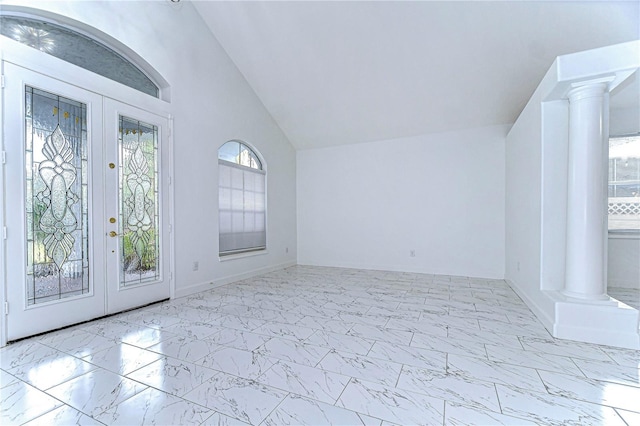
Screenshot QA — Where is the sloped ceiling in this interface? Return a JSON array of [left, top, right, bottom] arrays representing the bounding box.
[[193, 1, 640, 150]]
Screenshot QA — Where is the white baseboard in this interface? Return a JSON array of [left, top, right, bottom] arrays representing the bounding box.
[[297, 260, 504, 280], [173, 261, 297, 299], [505, 278, 555, 333]]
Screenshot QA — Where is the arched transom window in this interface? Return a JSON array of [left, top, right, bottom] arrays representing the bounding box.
[[218, 141, 266, 256], [0, 15, 159, 97]]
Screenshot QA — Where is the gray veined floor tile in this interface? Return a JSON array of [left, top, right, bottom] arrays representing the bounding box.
[[126, 356, 218, 397], [257, 359, 351, 404], [296, 315, 355, 334], [368, 341, 447, 372], [485, 345, 584, 376], [47, 369, 147, 418], [446, 352, 547, 393], [197, 346, 277, 379], [396, 365, 501, 412], [305, 330, 375, 355], [252, 321, 316, 342], [147, 335, 224, 363], [444, 401, 537, 425], [81, 342, 163, 376], [495, 383, 627, 426], [336, 378, 444, 425], [0, 381, 63, 425], [8, 351, 98, 390], [262, 394, 382, 426], [160, 319, 224, 340], [42, 330, 120, 358], [0, 340, 63, 370], [615, 408, 640, 425], [410, 332, 488, 359], [518, 336, 613, 362], [183, 372, 288, 425], [347, 324, 413, 346], [597, 345, 640, 369], [120, 310, 183, 329], [538, 369, 640, 413], [96, 387, 213, 425], [255, 336, 330, 367], [0, 369, 19, 389], [317, 350, 403, 387], [207, 328, 273, 351], [446, 325, 524, 349], [571, 357, 640, 388], [22, 405, 103, 426]]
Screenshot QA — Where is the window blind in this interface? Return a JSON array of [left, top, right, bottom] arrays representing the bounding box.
[[219, 160, 266, 255]]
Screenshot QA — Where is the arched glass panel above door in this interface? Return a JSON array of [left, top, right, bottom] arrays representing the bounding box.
[[0, 15, 159, 97]]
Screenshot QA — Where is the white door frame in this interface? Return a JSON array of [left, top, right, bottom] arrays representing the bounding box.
[[0, 37, 175, 347]]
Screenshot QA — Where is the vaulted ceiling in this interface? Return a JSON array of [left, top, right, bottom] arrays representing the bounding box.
[[193, 1, 640, 150]]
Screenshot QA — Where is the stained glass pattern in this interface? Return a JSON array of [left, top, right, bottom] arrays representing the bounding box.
[[25, 87, 89, 305], [119, 117, 160, 286], [1, 16, 159, 97]]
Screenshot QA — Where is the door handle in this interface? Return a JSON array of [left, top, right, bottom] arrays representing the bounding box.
[[109, 231, 119, 237]]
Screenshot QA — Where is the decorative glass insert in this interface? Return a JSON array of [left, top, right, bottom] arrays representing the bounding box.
[[0, 15, 159, 98], [119, 116, 160, 285], [608, 134, 640, 231], [218, 141, 266, 255], [25, 86, 89, 305]]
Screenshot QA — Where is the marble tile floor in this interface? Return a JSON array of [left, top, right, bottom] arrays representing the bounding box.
[[608, 287, 640, 311], [1, 265, 639, 425]]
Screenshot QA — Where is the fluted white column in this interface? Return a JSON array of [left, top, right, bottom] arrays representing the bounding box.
[[563, 81, 610, 300]]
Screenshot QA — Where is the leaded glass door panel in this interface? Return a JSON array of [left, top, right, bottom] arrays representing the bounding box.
[[4, 63, 107, 340], [4, 62, 171, 341], [104, 99, 170, 314]]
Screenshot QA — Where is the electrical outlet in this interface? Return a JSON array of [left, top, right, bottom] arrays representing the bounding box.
[[193, 261, 199, 271], [410, 250, 416, 258]]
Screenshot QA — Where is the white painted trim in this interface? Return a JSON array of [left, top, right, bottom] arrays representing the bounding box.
[[173, 260, 297, 299], [505, 279, 555, 333], [297, 260, 504, 281], [0, 57, 7, 348], [219, 249, 268, 262]]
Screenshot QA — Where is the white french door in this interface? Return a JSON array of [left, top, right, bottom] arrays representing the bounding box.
[[3, 62, 171, 341]]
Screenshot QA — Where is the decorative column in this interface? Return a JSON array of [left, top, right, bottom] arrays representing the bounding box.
[[563, 80, 611, 300]]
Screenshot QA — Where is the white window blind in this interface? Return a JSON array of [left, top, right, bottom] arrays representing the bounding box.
[[219, 160, 266, 255]]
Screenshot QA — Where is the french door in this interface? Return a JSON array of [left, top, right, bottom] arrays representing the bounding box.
[[3, 62, 171, 341]]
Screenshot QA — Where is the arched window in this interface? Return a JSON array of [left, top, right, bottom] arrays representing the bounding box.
[[0, 15, 159, 97], [218, 141, 266, 256]]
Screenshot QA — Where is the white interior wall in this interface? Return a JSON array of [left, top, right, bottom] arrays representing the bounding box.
[[3, 1, 298, 297], [297, 125, 507, 279]]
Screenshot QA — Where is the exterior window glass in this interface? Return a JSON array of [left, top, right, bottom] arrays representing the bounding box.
[[218, 141, 266, 255], [608, 134, 640, 231], [0, 15, 159, 97]]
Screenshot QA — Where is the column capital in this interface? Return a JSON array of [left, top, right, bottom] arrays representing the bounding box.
[[567, 76, 615, 101]]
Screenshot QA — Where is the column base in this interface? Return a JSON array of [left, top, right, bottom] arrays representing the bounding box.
[[561, 289, 611, 301], [548, 291, 640, 349]]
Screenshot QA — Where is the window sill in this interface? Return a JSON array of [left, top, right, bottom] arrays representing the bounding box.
[[219, 249, 268, 262], [608, 230, 640, 240]]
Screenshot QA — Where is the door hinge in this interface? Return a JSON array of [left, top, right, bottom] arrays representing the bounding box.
[[168, 176, 172, 185], [4, 302, 8, 315], [2, 226, 6, 240], [1, 75, 5, 89], [1, 151, 6, 164], [169, 272, 173, 280]]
